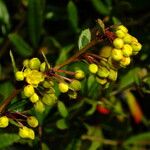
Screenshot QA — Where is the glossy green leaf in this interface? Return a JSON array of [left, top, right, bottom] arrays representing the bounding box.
[[67, 1, 78, 32], [9, 33, 33, 57], [91, 0, 110, 15], [57, 101, 69, 118], [28, 0, 43, 47], [0, 134, 20, 149], [78, 28, 91, 50], [56, 118, 68, 130]]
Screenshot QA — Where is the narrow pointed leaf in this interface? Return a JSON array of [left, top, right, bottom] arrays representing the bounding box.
[[9, 33, 33, 57], [28, 0, 43, 47], [67, 1, 78, 32]]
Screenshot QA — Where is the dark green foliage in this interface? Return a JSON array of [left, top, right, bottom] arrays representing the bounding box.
[[0, 0, 150, 149]]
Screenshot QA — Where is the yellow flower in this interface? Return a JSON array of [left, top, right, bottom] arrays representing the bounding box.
[[19, 126, 35, 140], [26, 70, 45, 86]]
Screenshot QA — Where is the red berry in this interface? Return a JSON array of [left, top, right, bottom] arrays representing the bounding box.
[[96, 105, 110, 115]]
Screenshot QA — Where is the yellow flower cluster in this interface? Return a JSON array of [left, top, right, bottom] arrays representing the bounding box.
[[89, 25, 142, 86], [15, 58, 57, 113]]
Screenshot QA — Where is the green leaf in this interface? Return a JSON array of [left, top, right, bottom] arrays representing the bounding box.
[[9, 33, 33, 57], [96, 19, 105, 33], [87, 75, 96, 90], [78, 28, 91, 50], [91, 0, 110, 15], [57, 101, 69, 118], [56, 118, 68, 130], [28, 0, 43, 47], [0, 133, 20, 149], [124, 132, 150, 146], [67, 1, 78, 32], [119, 67, 141, 90], [0, 0, 10, 33]]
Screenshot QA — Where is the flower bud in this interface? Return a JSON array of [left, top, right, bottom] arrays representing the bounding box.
[[111, 49, 123, 61], [122, 44, 133, 57], [30, 93, 39, 103], [70, 80, 81, 91], [23, 59, 29, 67], [34, 101, 45, 113], [131, 36, 138, 43], [42, 94, 57, 106], [40, 62, 46, 72], [89, 63, 98, 74], [58, 82, 69, 93], [108, 69, 118, 81], [19, 126, 35, 140], [123, 34, 132, 44], [113, 38, 124, 49], [24, 85, 35, 97], [0, 116, 9, 128], [29, 58, 41, 70], [97, 66, 110, 78], [15, 71, 24, 81], [131, 42, 142, 52], [120, 57, 131, 67], [96, 77, 107, 85], [42, 80, 54, 88], [117, 25, 128, 33], [75, 70, 85, 80], [115, 29, 126, 38], [99, 46, 112, 58], [27, 116, 38, 128]]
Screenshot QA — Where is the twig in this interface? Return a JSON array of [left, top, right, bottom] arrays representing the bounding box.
[[81, 135, 118, 146], [0, 89, 21, 113], [54, 38, 103, 70]]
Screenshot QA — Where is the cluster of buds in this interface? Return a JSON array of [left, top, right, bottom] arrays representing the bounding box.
[[58, 69, 84, 99], [15, 57, 86, 114], [15, 58, 57, 113], [0, 114, 38, 140], [3, 24, 141, 140], [87, 25, 142, 86]]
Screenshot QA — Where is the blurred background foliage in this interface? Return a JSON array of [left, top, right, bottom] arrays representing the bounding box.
[[0, 0, 150, 149]]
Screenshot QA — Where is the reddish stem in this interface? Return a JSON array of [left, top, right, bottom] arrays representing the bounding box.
[[0, 89, 21, 113], [54, 39, 103, 70]]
